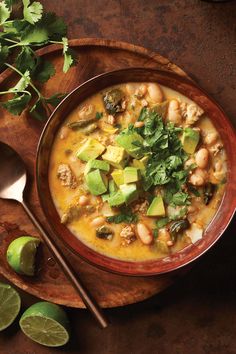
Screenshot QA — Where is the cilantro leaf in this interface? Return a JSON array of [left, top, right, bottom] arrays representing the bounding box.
[[10, 69, 31, 92], [0, 1, 11, 25], [62, 37, 76, 73], [45, 93, 66, 107], [138, 107, 148, 121], [95, 112, 103, 120], [3, 19, 29, 34], [41, 12, 67, 39], [188, 185, 201, 197], [2, 93, 31, 115], [23, 0, 43, 25], [0, 1, 77, 119], [15, 46, 36, 73], [20, 25, 49, 45], [171, 192, 190, 206], [4, 0, 17, 9], [156, 217, 169, 229], [165, 156, 182, 171], [107, 210, 138, 224], [32, 59, 55, 83], [30, 98, 47, 120]]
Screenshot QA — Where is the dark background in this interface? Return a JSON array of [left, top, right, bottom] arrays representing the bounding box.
[[1, 1, 236, 353]]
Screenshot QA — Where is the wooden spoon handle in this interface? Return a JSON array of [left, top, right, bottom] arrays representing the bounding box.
[[21, 199, 108, 329]]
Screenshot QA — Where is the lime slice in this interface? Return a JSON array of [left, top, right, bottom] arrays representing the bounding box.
[[7, 236, 40, 276], [0, 282, 21, 331], [19, 302, 70, 347]]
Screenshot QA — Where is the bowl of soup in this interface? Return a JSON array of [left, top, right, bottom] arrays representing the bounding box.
[[36, 68, 236, 276]]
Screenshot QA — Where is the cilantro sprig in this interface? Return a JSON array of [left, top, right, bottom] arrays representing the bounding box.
[[0, 0, 77, 119], [122, 107, 191, 207], [107, 209, 138, 224]]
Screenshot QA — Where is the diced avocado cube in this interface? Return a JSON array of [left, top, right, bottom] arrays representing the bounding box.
[[182, 128, 200, 154], [102, 145, 128, 169], [76, 138, 105, 162], [108, 190, 125, 207], [120, 183, 139, 205], [109, 179, 117, 194], [147, 196, 165, 216], [116, 129, 144, 158], [84, 159, 110, 175], [111, 169, 125, 186], [85, 169, 108, 195], [132, 156, 149, 170], [124, 167, 140, 183]]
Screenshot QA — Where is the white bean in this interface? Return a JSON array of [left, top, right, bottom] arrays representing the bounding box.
[[204, 131, 218, 145], [60, 126, 70, 139], [195, 148, 209, 169], [126, 83, 139, 95], [78, 195, 89, 206], [147, 83, 163, 103], [189, 168, 208, 186], [91, 216, 106, 227], [134, 121, 145, 128], [136, 223, 153, 245], [214, 161, 223, 172], [167, 100, 182, 125], [135, 84, 147, 97]]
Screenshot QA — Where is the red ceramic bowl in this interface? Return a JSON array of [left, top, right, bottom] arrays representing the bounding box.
[[36, 68, 236, 276]]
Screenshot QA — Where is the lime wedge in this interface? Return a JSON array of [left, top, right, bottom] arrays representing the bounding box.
[[19, 302, 70, 347], [0, 282, 21, 331], [7, 236, 40, 276]]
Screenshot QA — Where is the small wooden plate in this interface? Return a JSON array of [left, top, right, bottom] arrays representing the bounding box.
[[0, 38, 208, 308]]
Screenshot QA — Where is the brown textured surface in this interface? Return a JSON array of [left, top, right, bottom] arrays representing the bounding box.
[[0, 0, 236, 353]]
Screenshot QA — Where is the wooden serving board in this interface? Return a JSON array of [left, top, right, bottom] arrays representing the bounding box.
[[0, 38, 190, 308]]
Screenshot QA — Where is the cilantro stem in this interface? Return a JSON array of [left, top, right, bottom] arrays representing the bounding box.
[[8, 43, 25, 49], [2, 38, 19, 44], [49, 40, 63, 45], [5, 63, 42, 98]]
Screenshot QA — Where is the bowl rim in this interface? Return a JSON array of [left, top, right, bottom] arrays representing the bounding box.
[[36, 67, 236, 276]]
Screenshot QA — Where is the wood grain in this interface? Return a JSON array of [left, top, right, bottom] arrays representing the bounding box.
[[0, 38, 190, 308]]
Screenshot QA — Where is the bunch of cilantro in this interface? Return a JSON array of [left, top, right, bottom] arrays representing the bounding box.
[[0, 0, 76, 119], [132, 107, 191, 208]]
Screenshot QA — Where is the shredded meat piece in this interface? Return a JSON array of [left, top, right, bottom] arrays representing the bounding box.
[[120, 225, 136, 246], [57, 164, 77, 189], [132, 200, 148, 214], [180, 102, 204, 125], [209, 142, 223, 156]]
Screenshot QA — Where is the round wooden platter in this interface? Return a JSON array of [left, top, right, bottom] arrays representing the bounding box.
[[0, 38, 190, 308]]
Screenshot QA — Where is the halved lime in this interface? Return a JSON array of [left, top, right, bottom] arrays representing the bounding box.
[[19, 302, 70, 347], [7, 236, 40, 276], [0, 282, 21, 331]]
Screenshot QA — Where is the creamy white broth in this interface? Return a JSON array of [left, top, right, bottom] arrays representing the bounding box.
[[49, 82, 226, 261]]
